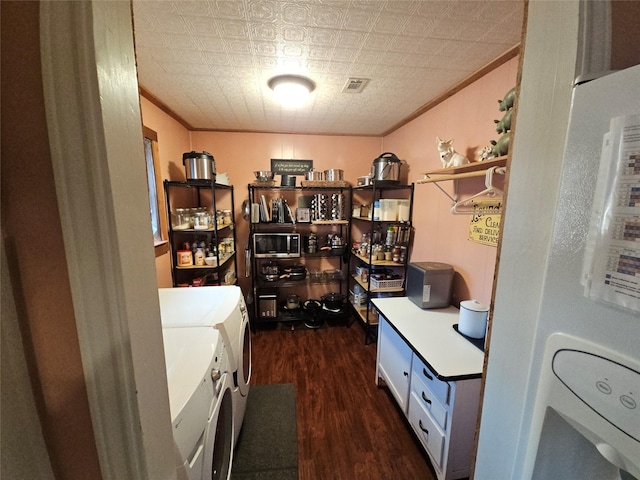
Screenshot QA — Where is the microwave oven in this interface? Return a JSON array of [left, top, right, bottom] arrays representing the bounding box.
[[253, 233, 301, 258]]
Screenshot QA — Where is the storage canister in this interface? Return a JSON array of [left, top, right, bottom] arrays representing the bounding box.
[[177, 250, 193, 266], [458, 300, 490, 339], [406, 262, 454, 309]]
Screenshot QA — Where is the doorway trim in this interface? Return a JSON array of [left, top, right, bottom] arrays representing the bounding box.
[[39, 2, 176, 479]]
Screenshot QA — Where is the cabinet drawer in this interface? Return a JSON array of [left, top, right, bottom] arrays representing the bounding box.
[[408, 390, 445, 470], [410, 367, 448, 431], [412, 355, 450, 407]]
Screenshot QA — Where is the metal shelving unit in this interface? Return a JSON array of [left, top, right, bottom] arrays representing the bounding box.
[[247, 183, 352, 328], [349, 182, 414, 344], [164, 180, 238, 287]]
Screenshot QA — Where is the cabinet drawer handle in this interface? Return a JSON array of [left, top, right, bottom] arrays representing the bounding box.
[[423, 368, 433, 381], [421, 391, 432, 405], [403, 371, 409, 377], [418, 420, 429, 435]]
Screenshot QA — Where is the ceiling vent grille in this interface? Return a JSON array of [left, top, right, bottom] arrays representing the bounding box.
[[342, 78, 370, 93]]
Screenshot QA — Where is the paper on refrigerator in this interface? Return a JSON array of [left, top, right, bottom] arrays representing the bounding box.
[[582, 113, 640, 313]]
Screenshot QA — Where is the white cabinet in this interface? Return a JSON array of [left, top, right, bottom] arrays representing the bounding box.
[[407, 356, 481, 480], [373, 298, 484, 480], [376, 316, 412, 413]]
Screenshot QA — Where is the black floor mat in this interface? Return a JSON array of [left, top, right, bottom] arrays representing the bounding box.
[[231, 383, 298, 480]]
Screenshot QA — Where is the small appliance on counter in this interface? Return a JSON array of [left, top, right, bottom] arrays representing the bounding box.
[[406, 261, 454, 309]]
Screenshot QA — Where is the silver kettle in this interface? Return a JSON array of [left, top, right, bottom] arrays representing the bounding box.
[[371, 152, 402, 183]]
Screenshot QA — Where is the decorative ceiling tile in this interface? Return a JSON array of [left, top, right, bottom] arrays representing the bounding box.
[[282, 3, 311, 24], [195, 31, 225, 48], [308, 28, 337, 46], [225, 39, 253, 54], [148, 11, 188, 33], [282, 43, 305, 57], [250, 22, 277, 41], [211, 0, 247, 20], [361, 33, 392, 51], [173, 1, 214, 17], [182, 15, 219, 33], [402, 17, 437, 37], [282, 26, 306, 42], [372, 14, 410, 35], [309, 4, 345, 28], [247, 1, 278, 21], [218, 20, 250, 38], [201, 51, 231, 65], [343, 9, 378, 31], [132, 0, 524, 135]]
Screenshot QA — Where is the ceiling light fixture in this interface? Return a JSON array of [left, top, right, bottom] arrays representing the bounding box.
[[268, 74, 315, 108]]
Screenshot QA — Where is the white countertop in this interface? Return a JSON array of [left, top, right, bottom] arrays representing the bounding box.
[[372, 297, 485, 380]]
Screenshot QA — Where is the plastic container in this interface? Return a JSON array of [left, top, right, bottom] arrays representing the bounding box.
[[373, 200, 380, 220], [380, 199, 398, 221], [398, 200, 410, 222], [177, 250, 193, 266]]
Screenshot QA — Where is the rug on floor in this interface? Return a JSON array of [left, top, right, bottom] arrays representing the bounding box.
[[231, 383, 298, 480]]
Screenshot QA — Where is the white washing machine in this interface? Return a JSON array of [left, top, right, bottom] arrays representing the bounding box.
[[159, 286, 251, 445], [161, 326, 234, 480]]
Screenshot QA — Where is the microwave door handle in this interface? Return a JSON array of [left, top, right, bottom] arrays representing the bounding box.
[[286, 235, 290, 254]]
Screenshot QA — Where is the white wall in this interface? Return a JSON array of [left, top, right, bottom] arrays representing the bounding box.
[[475, 1, 581, 478]]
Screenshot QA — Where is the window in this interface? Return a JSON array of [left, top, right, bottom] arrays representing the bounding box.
[[142, 126, 169, 256]]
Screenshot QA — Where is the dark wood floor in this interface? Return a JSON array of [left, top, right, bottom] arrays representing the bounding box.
[[249, 320, 438, 480]]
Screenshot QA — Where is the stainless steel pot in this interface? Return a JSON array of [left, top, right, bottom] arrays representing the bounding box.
[[183, 151, 216, 180], [357, 175, 372, 186], [324, 169, 344, 181], [371, 152, 402, 183], [305, 170, 324, 181]]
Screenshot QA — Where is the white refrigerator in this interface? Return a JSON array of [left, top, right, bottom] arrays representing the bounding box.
[[477, 64, 640, 479]]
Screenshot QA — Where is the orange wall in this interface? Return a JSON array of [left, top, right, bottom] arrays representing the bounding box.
[[384, 58, 519, 305], [190, 132, 382, 293], [141, 58, 518, 305], [139, 97, 191, 288]]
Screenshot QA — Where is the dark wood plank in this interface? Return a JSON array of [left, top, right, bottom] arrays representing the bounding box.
[[249, 323, 437, 480]]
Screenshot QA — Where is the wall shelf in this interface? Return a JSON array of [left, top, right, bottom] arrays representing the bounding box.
[[418, 156, 507, 184]]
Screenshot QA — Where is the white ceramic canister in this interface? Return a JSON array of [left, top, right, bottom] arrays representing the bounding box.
[[458, 300, 489, 339]]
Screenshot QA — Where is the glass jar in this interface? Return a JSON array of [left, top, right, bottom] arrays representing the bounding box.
[[222, 210, 232, 225], [171, 208, 191, 230], [193, 211, 210, 230]]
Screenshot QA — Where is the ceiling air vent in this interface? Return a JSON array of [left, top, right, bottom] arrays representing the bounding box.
[[342, 78, 369, 93]]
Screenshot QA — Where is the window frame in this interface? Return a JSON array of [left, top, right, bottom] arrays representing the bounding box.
[[142, 126, 169, 257]]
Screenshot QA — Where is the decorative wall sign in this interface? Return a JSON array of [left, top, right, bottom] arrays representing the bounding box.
[[270, 159, 313, 175], [467, 200, 502, 246]]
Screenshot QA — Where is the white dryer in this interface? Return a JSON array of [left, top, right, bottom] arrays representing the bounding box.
[[161, 326, 234, 480], [158, 286, 251, 445]]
